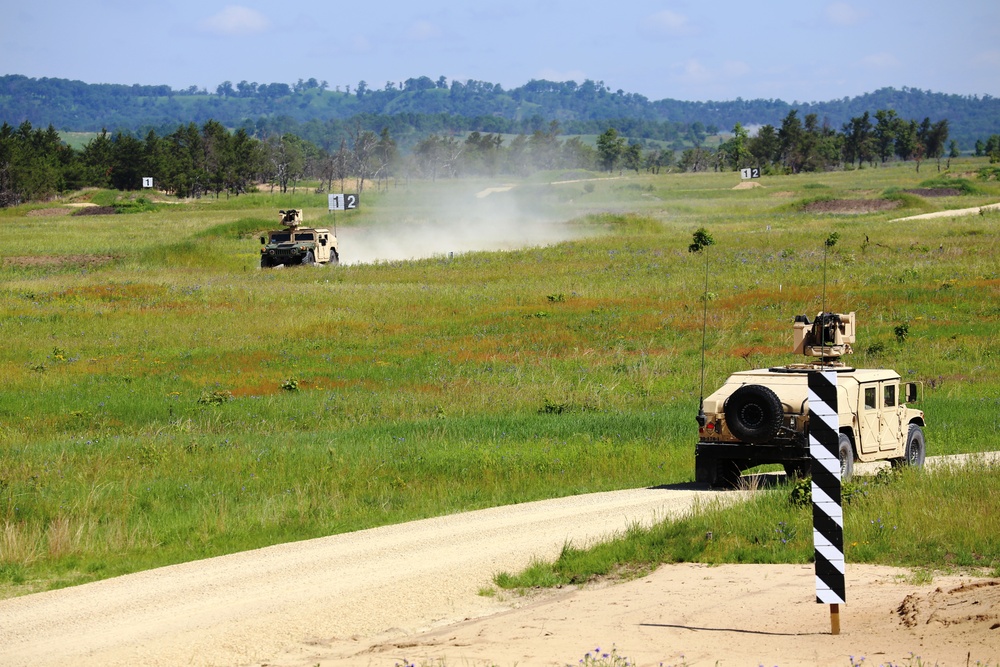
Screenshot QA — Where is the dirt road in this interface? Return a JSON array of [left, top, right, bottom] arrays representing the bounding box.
[[0, 486, 721, 667], [2, 457, 997, 667]]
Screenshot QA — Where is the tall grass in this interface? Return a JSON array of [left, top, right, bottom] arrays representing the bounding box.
[[2, 158, 999, 596]]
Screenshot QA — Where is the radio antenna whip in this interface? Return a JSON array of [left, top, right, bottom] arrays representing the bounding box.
[[696, 246, 709, 428], [821, 232, 839, 349]]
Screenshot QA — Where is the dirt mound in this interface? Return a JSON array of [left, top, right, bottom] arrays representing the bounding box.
[[72, 206, 117, 216], [904, 188, 962, 197], [732, 181, 763, 189], [803, 198, 900, 214], [896, 580, 1000, 629], [26, 207, 72, 217]]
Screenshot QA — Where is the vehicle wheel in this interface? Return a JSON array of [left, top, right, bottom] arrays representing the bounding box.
[[838, 433, 854, 481], [260, 256, 272, 268], [724, 385, 783, 444], [902, 424, 926, 468], [330, 250, 340, 265]]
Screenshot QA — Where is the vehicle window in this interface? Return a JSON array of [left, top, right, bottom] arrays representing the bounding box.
[[270, 232, 290, 243], [864, 387, 876, 410], [294, 233, 314, 242], [884, 384, 896, 408]]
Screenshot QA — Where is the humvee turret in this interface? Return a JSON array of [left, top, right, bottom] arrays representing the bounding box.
[[260, 209, 339, 268], [694, 312, 926, 487]]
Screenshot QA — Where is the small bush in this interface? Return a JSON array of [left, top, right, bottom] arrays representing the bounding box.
[[197, 390, 234, 406]]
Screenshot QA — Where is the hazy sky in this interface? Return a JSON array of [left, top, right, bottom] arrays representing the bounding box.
[[2, 0, 997, 102]]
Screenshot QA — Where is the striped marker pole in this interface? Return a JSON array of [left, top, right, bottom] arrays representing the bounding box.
[[809, 370, 845, 635]]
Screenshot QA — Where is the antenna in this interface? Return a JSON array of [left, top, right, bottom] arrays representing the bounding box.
[[696, 247, 709, 428], [821, 232, 839, 351]]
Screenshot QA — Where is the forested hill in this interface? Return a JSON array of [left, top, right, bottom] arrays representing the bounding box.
[[2, 74, 998, 148]]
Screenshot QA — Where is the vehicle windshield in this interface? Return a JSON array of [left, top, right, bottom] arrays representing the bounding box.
[[269, 232, 291, 243], [294, 233, 315, 242]]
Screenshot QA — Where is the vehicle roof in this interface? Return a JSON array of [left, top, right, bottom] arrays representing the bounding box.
[[724, 366, 901, 383]]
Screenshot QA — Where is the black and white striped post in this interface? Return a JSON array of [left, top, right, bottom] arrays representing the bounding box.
[[809, 370, 846, 634]]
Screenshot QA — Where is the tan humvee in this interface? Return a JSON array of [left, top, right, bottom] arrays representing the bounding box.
[[260, 209, 340, 268], [694, 312, 926, 487]]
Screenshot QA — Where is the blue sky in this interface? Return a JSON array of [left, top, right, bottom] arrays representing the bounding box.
[[2, 0, 998, 102]]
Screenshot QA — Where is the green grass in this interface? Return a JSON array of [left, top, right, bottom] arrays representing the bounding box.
[[494, 461, 1000, 590], [2, 157, 1000, 597]]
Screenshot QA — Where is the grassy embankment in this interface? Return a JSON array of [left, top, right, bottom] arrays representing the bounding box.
[[1, 161, 999, 598]]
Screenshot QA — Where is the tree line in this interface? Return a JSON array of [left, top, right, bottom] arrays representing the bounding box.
[[4, 74, 999, 150], [1, 105, 990, 207]]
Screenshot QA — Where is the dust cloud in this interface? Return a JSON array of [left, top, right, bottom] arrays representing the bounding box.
[[332, 183, 586, 265]]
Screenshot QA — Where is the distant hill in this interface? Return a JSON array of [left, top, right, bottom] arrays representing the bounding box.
[[2, 74, 998, 149]]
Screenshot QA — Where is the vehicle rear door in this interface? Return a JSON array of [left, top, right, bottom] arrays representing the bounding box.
[[857, 384, 880, 455], [879, 381, 903, 452]]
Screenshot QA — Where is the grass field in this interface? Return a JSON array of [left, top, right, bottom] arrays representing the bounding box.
[[2, 161, 999, 597]]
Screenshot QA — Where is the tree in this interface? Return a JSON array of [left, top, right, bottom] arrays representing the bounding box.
[[748, 124, 780, 169], [109, 131, 144, 190], [373, 127, 398, 191], [873, 109, 900, 164], [528, 120, 560, 170], [596, 127, 625, 172], [778, 110, 804, 173], [895, 119, 919, 163], [842, 111, 874, 168], [80, 129, 114, 188], [351, 128, 379, 192], [266, 134, 305, 193], [925, 119, 949, 171], [716, 122, 751, 171], [623, 142, 642, 174], [677, 146, 712, 172]]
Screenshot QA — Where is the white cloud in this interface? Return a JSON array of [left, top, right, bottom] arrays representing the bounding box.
[[407, 19, 443, 41], [824, 2, 868, 27], [199, 5, 269, 36], [640, 10, 692, 39]]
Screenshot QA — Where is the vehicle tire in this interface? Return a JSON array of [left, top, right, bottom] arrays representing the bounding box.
[[260, 256, 272, 268], [724, 385, 784, 444], [838, 433, 854, 481], [330, 250, 340, 265], [902, 424, 926, 468]]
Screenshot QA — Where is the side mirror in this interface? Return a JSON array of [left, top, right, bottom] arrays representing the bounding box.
[[904, 382, 919, 403], [260, 236, 266, 245]]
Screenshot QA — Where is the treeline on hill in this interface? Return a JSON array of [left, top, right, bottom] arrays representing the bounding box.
[[2, 74, 1000, 150], [5, 108, 1000, 207]]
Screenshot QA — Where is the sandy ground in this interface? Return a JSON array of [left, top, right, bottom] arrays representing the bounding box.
[[1, 459, 998, 667], [890, 202, 1000, 221]]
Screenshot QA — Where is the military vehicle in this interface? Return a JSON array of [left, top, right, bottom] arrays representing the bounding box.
[[260, 209, 339, 268], [694, 312, 926, 487]]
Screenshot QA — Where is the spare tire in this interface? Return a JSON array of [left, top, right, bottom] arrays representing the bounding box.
[[724, 384, 784, 443]]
